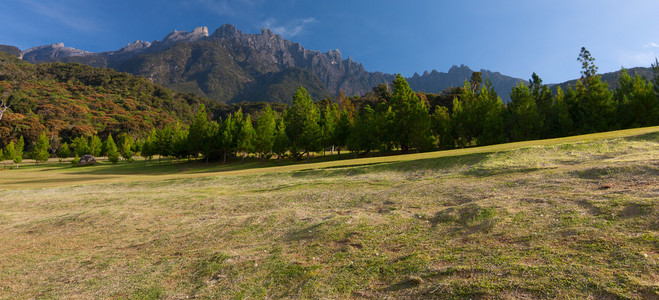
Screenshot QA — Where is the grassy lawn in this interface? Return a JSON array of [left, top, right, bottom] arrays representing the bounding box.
[[0, 127, 658, 298]]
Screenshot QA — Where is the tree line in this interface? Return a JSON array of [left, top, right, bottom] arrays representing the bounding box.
[[2, 48, 659, 167]]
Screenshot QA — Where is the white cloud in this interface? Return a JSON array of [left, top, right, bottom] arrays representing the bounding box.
[[644, 42, 659, 49], [20, 0, 96, 32], [262, 17, 317, 38]]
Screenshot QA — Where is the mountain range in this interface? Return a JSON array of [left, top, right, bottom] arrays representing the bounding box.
[[5, 24, 530, 103], [3, 24, 653, 104]]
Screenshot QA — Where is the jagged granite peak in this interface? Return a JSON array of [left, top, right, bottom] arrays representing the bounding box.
[[117, 40, 152, 53], [22, 43, 91, 63], [13, 23, 526, 103], [211, 24, 243, 38], [160, 26, 209, 43]]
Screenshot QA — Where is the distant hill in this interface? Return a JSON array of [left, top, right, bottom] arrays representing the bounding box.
[[0, 51, 216, 148], [551, 67, 655, 91], [15, 24, 528, 103], [407, 65, 527, 102]]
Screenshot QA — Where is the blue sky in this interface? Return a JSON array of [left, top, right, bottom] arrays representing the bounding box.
[[1, 0, 658, 83]]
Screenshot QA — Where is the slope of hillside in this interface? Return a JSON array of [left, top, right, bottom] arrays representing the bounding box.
[[0, 52, 215, 147]]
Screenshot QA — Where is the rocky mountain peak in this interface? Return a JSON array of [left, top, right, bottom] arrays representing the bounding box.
[[212, 24, 243, 39], [161, 26, 209, 43], [22, 43, 91, 63]]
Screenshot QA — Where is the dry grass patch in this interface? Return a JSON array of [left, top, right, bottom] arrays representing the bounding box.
[[0, 130, 658, 298]]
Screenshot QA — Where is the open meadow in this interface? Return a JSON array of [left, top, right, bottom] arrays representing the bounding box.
[[0, 127, 658, 299]]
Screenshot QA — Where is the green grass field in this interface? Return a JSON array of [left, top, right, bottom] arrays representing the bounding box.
[[1, 127, 658, 299]]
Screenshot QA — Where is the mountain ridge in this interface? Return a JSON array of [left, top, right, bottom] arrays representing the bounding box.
[[5, 25, 547, 103]]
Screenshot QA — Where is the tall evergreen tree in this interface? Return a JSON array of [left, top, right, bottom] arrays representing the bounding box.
[[154, 126, 173, 165], [254, 105, 277, 159], [121, 135, 134, 162], [389, 74, 432, 152], [89, 134, 102, 157], [171, 122, 189, 164], [507, 83, 541, 141], [431, 106, 453, 149], [3, 142, 15, 168], [31, 131, 51, 164], [614, 69, 658, 128], [237, 115, 256, 159], [187, 104, 209, 161], [105, 134, 119, 164], [56, 142, 71, 163], [285, 86, 321, 161], [272, 117, 289, 160], [14, 136, 24, 168], [73, 136, 90, 156]]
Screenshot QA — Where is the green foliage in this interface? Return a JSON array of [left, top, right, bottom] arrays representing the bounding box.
[[578, 47, 598, 79], [285, 87, 321, 160], [3, 142, 16, 166], [105, 134, 119, 164], [170, 123, 189, 162], [254, 105, 277, 158], [614, 69, 658, 128], [452, 79, 504, 147], [389, 75, 433, 152], [71, 154, 80, 166], [121, 135, 134, 162], [272, 117, 289, 159], [73, 136, 91, 156], [187, 104, 209, 159], [347, 105, 381, 155], [89, 135, 102, 157], [14, 136, 24, 167], [237, 115, 256, 158], [31, 131, 51, 163], [431, 105, 453, 149], [507, 82, 541, 141], [57, 142, 71, 162]]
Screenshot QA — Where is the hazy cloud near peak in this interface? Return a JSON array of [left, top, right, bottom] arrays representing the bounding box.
[[262, 17, 317, 38]]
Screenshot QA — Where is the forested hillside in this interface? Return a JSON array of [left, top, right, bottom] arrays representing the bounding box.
[[1, 47, 658, 168], [0, 52, 216, 148]]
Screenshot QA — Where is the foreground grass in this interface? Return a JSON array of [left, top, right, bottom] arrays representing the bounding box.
[[0, 128, 658, 298]]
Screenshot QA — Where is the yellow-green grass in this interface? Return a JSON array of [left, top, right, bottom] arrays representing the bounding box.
[[2, 126, 659, 191], [0, 127, 658, 299]]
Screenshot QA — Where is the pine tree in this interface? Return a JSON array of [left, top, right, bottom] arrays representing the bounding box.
[[105, 134, 119, 164], [254, 105, 277, 159], [507, 83, 541, 141], [31, 131, 51, 164], [121, 135, 134, 162], [389, 74, 432, 152], [3, 142, 15, 168], [285, 86, 321, 161], [187, 104, 209, 161], [320, 103, 338, 155], [73, 136, 90, 156], [154, 126, 172, 165], [171, 122, 189, 164], [14, 136, 24, 168], [89, 134, 102, 157], [201, 121, 219, 163], [272, 117, 289, 160], [431, 106, 453, 149], [237, 115, 256, 159], [614, 69, 657, 128], [56, 142, 71, 163]]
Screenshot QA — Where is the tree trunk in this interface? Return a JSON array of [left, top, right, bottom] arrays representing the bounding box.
[[306, 151, 310, 163], [223, 151, 227, 164]]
